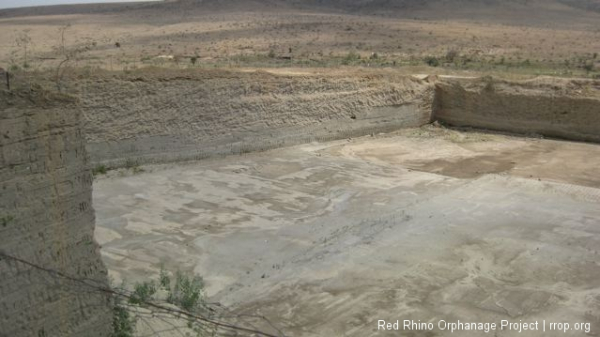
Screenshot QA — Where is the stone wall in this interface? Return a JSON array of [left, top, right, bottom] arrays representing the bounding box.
[[78, 71, 600, 169], [434, 77, 600, 142], [77, 70, 435, 167], [0, 90, 112, 337]]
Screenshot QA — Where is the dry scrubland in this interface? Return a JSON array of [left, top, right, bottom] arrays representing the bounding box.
[[0, 0, 600, 78]]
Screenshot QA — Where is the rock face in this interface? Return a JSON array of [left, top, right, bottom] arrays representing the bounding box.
[[0, 90, 112, 337], [434, 77, 600, 142], [79, 70, 434, 167], [78, 70, 600, 168]]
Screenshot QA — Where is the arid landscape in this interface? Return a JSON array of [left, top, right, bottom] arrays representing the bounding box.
[[1, 1, 600, 337], [1, 0, 600, 78]]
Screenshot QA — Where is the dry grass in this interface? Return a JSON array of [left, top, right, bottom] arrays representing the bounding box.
[[0, 1, 599, 78]]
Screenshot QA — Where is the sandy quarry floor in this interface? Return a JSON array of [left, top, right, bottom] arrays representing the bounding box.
[[94, 127, 600, 336]]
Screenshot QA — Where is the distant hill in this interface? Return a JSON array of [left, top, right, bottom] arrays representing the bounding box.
[[558, 0, 600, 13], [1, 0, 598, 25]]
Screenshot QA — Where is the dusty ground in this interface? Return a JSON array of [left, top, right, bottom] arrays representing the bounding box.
[[0, 0, 599, 77], [94, 126, 600, 336]]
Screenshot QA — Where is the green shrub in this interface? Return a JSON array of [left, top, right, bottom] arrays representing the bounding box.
[[129, 281, 157, 305], [342, 51, 360, 65], [92, 165, 108, 176], [424, 56, 440, 67], [167, 271, 205, 311], [111, 300, 136, 337], [1, 215, 14, 228], [159, 267, 171, 289], [111, 269, 204, 336]]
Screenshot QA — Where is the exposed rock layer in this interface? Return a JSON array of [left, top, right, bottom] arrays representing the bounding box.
[[434, 77, 600, 142], [0, 90, 111, 337], [79, 70, 435, 166], [79, 71, 600, 168]]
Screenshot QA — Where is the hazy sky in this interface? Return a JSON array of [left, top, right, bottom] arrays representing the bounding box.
[[0, 0, 161, 10]]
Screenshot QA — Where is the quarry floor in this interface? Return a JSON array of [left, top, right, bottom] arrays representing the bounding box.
[[93, 126, 600, 337]]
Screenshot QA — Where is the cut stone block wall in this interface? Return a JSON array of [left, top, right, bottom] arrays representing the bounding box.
[[434, 77, 600, 142], [77, 71, 435, 167], [0, 90, 112, 337]]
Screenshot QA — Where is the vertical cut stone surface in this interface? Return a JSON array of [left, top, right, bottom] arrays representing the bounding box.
[[77, 71, 434, 166], [0, 90, 112, 337], [434, 77, 600, 142]]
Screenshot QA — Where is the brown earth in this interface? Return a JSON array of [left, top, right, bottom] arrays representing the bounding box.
[[0, 0, 599, 77]]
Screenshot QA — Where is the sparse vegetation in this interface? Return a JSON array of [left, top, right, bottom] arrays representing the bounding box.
[[125, 159, 145, 174], [1, 215, 15, 228], [0, 1, 598, 79], [110, 269, 207, 336], [445, 50, 459, 63], [159, 266, 170, 288], [341, 51, 360, 65], [111, 299, 136, 337], [167, 271, 205, 311], [92, 165, 108, 176], [129, 281, 157, 305], [54, 24, 97, 92], [424, 56, 440, 67]]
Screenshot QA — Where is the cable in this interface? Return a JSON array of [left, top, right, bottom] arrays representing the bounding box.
[[0, 251, 284, 337]]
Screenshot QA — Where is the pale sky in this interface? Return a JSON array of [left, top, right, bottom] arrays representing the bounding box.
[[0, 0, 161, 10]]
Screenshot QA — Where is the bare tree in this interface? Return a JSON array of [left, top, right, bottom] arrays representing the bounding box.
[[15, 29, 32, 68], [54, 24, 96, 92]]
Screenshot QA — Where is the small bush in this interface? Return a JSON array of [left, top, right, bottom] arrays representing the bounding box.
[[129, 281, 157, 305], [92, 165, 108, 176], [1, 215, 14, 228], [132, 166, 145, 174], [159, 267, 171, 289], [445, 49, 459, 63], [167, 271, 205, 311], [124, 159, 144, 174], [424, 56, 440, 67], [111, 300, 136, 337], [111, 269, 204, 336], [342, 51, 360, 65]]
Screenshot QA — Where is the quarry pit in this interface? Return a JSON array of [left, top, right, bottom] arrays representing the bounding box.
[[2, 71, 600, 337], [2, 1, 600, 336], [86, 71, 600, 337], [94, 127, 600, 336]]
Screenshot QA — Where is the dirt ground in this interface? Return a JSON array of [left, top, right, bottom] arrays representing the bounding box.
[[93, 126, 600, 336], [1, 0, 599, 77]]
